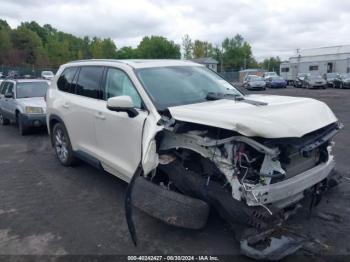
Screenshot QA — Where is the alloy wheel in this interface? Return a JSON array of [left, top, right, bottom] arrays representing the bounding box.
[[55, 128, 69, 163]]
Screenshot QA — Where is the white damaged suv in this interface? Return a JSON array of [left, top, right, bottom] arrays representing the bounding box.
[[46, 60, 341, 260]]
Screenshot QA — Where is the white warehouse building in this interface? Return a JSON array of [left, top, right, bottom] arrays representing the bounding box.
[[280, 45, 350, 83]]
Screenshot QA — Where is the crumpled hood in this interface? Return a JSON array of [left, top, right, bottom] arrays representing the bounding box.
[[168, 94, 338, 138], [17, 97, 46, 109]]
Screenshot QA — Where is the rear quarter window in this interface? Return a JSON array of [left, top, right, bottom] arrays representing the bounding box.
[[57, 67, 78, 93]]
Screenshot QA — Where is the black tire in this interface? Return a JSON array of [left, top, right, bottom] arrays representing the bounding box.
[[0, 111, 10, 126], [131, 176, 210, 230], [17, 113, 28, 135], [52, 122, 77, 166]]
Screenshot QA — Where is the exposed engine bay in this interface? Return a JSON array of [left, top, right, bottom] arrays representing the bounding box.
[[127, 117, 342, 260], [157, 119, 340, 207]]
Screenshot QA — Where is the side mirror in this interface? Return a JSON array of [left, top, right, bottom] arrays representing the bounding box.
[[107, 96, 139, 118], [4, 92, 13, 99]]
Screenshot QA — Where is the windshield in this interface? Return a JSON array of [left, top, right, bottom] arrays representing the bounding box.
[[326, 73, 338, 78], [42, 71, 54, 76], [266, 72, 277, 76], [136, 66, 243, 109], [248, 76, 263, 81], [16, 82, 49, 98], [308, 75, 323, 80], [270, 76, 283, 80]]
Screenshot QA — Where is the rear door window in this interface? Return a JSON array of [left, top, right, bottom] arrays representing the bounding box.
[[76, 66, 104, 99], [0, 82, 9, 94], [6, 83, 14, 96], [57, 67, 78, 93]]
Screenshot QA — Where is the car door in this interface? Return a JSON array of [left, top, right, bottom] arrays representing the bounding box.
[[0, 81, 9, 108], [93, 67, 148, 182], [61, 66, 105, 156], [2, 82, 16, 120]]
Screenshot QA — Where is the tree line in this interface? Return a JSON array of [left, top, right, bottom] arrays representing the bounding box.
[[0, 19, 280, 72]]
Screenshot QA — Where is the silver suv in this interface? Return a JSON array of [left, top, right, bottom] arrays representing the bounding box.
[[0, 79, 49, 135]]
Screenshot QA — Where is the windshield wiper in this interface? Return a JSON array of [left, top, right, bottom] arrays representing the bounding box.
[[205, 92, 242, 101], [205, 92, 267, 106]]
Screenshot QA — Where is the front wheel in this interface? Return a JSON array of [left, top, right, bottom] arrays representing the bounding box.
[[52, 123, 77, 166], [17, 113, 28, 136]]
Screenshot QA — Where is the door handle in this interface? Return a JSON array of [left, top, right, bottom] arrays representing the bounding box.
[[95, 112, 106, 120], [62, 102, 69, 109]]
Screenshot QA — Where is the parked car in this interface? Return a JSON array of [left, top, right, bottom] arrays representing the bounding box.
[[324, 73, 340, 88], [302, 75, 327, 89], [41, 71, 55, 80], [6, 70, 19, 79], [46, 59, 341, 260], [242, 75, 266, 90], [294, 73, 310, 88], [333, 73, 350, 89], [265, 76, 287, 88], [262, 71, 278, 80], [0, 79, 49, 135]]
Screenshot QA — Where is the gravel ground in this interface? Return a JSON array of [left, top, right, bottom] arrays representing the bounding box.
[[0, 86, 349, 261]]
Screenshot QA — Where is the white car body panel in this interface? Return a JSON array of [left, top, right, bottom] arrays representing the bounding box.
[[16, 97, 47, 112], [93, 99, 148, 182], [46, 61, 163, 181], [168, 94, 337, 138]]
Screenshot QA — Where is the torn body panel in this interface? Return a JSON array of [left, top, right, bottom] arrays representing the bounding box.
[[136, 105, 341, 260]]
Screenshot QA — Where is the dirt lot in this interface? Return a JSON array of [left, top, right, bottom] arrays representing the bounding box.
[[0, 86, 349, 261]]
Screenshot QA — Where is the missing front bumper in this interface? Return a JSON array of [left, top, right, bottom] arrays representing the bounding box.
[[245, 156, 335, 208]]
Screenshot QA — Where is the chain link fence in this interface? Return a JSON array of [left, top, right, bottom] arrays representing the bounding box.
[[219, 71, 239, 83], [0, 65, 57, 78]]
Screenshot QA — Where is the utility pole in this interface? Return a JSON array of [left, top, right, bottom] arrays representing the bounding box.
[[220, 45, 224, 73], [296, 48, 300, 75]]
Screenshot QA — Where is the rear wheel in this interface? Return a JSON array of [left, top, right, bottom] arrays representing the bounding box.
[[0, 111, 10, 126], [52, 123, 76, 166]]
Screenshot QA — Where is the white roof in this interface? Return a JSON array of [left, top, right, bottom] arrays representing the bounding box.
[[291, 45, 350, 58], [66, 59, 201, 69]]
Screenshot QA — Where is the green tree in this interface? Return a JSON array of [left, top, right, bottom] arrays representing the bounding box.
[[137, 36, 181, 59], [11, 26, 45, 65], [192, 40, 213, 58], [262, 57, 281, 72], [0, 20, 12, 65], [221, 34, 255, 70], [90, 37, 117, 58], [115, 46, 138, 59], [182, 34, 193, 59]]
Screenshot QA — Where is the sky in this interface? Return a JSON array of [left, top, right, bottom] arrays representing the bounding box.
[[1, 0, 350, 61]]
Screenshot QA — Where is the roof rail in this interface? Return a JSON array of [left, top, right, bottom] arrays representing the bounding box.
[[66, 59, 124, 64]]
